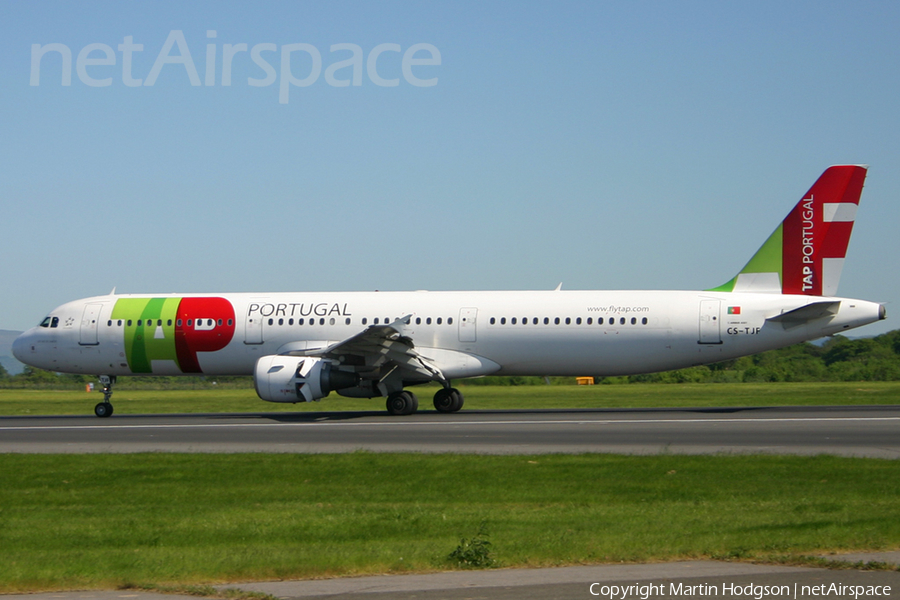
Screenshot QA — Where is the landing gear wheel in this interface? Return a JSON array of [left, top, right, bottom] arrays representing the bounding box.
[[386, 391, 418, 416], [433, 388, 464, 413], [95, 375, 116, 418], [94, 402, 114, 418]]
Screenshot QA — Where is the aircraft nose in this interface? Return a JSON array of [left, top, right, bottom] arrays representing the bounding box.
[[12, 331, 31, 362]]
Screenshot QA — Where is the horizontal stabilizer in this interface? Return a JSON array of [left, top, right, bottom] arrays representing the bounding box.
[[766, 300, 840, 329]]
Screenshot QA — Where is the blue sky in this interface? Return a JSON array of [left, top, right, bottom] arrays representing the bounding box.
[[2, 1, 899, 336]]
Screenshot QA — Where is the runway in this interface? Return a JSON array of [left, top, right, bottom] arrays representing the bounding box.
[[1, 405, 899, 457]]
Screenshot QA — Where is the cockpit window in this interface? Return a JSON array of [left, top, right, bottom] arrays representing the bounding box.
[[50, 317, 59, 328], [40, 317, 52, 328]]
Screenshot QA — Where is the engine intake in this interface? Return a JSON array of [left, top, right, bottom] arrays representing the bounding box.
[[254, 355, 360, 402]]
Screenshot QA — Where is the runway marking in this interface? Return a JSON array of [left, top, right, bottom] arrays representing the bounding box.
[[1, 416, 899, 432]]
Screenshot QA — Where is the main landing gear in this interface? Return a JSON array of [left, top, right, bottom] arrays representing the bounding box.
[[386, 390, 419, 416], [433, 387, 464, 413], [94, 375, 116, 418], [384, 387, 465, 416]]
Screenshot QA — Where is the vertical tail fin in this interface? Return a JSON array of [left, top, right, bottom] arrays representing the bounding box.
[[711, 165, 867, 296]]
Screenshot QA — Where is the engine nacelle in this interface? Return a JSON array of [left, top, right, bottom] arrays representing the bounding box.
[[254, 355, 360, 403]]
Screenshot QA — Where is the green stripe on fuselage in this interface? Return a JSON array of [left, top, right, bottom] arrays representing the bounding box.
[[111, 298, 181, 373]]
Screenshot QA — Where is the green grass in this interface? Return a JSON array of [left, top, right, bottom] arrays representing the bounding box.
[[0, 453, 899, 591], [1, 381, 899, 416]]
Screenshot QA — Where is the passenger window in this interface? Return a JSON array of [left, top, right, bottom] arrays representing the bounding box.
[[620, 317, 626, 325], [128, 320, 133, 326], [501, 317, 506, 325], [345, 318, 351, 325], [448, 317, 453, 324], [361, 318, 367, 325], [107, 320, 112, 327], [330, 318, 336, 325], [118, 320, 123, 327], [533, 317, 538, 325], [426, 317, 432, 325], [437, 317, 443, 325], [168, 320, 173, 326], [374, 318, 380, 325], [177, 319, 182, 326], [565, 317, 571, 325], [490, 317, 496, 325], [416, 317, 422, 325], [642, 317, 648, 325], [278, 318, 283, 326], [319, 318, 325, 325], [268, 319, 274, 326], [554, 317, 560, 324], [511, 317, 517, 325], [544, 317, 549, 325], [228, 319, 233, 326], [631, 317, 637, 325], [218, 319, 223, 326], [137, 320, 142, 326], [587, 318, 592, 325], [576, 317, 582, 325]]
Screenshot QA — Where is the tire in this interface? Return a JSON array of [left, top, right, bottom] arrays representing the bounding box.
[[433, 388, 454, 412], [386, 391, 419, 416], [405, 392, 419, 415], [434, 388, 464, 413], [94, 402, 113, 418], [448, 389, 464, 412], [386, 392, 409, 416]]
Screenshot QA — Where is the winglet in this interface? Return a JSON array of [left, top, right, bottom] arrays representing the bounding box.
[[710, 165, 868, 296]]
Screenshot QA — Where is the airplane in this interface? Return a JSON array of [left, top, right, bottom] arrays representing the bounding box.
[[13, 165, 885, 418]]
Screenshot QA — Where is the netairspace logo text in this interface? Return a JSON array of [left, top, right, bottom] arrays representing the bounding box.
[[29, 30, 441, 104], [588, 582, 893, 600]]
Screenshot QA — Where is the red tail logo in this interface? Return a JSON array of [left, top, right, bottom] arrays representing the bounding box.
[[782, 165, 866, 296]]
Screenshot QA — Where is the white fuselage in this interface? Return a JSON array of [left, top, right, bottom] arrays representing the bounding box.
[[13, 290, 885, 379]]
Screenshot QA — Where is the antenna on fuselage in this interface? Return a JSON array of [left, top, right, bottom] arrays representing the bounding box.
[[554, 282, 563, 291], [109, 287, 117, 296]]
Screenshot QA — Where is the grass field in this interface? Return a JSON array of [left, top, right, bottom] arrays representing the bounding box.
[[2, 384, 898, 592], [0, 453, 899, 592], [1, 381, 899, 416]]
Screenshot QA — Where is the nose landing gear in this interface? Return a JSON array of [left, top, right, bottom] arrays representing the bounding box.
[[94, 375, 116, 418]]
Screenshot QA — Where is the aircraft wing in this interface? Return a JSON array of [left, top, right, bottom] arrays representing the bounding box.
[[283, 316, 446, 383]]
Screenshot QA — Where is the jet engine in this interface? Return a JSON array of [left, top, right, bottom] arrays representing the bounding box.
[[254, 355, 360, 403]]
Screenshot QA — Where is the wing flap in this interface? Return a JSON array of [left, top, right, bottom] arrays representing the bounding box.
[[284, 316, 448, 384]]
